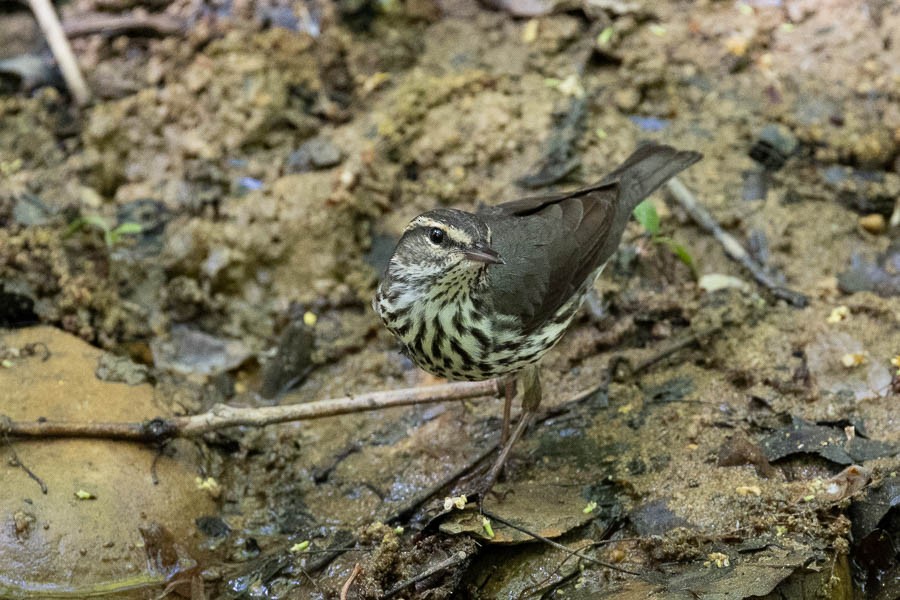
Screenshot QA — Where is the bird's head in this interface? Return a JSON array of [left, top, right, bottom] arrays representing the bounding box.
[[387, 209, 504, 284]]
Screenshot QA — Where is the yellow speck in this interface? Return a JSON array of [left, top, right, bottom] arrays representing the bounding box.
[[195, 476, 222, 498], [522, 19, 539, 43], [482, 517, 494, 538], [707, 552, 730, 568], [583, 500, 598, 514], [617, 403, 633, 415], [649, 24, 666, 36], [736, 485, 761, 496], [596, 26, 614, 46], [725, 35, 749, 57], [686, 443, 699, 450], [234, 381, 247, 394], [775, 525, 787, 537], [891, 355, 900, 374], [303, 311, 317, 327], [290, 540, 310, 553], [1, 359, 13, 368], [556, 74, 585, 98], [595, 128, 608, 140], [780, 23, 794, 33], [394, 526, 404, 535], [841, 352, 866, 368], [75, 489, 96, 500], [443, 495, 467, 511], [826, 305, 849, 323], [802, 494, 816, 502]]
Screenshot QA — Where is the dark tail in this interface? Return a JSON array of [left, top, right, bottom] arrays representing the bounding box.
[[601, 142, 703, 213], [597, 142, 702, 261]]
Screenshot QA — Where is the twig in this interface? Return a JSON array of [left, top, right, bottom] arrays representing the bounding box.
[[0, 380, 501, 442], [666, 177, 808, 307], [629, 325, 722, 375], [384, 550, 471, 598], [3, 434, 47, 493], [480, 509, 640, 576], [340, 563, 362, 600], [63, 13, 186, 38], [26, 0, 91, 105]]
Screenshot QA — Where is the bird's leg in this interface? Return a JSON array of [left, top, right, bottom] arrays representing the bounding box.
[[500, 377, 515, 446], [479, 365, 542, 500]]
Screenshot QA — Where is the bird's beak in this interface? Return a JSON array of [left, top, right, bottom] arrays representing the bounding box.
[[464, 244, 504, 265]]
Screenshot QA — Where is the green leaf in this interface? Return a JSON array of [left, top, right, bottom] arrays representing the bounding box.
[[64, 215, 111, 239], [656, 236, 698, 279], [633, 200, 660, 236], [597, 26, 614, 46], [112, 222, 143, 236]]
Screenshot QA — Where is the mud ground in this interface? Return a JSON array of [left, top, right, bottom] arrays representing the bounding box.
[[1, 0, 899, 597]]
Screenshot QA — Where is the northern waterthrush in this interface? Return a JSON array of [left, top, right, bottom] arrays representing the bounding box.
[[374, 142, 702, 490]]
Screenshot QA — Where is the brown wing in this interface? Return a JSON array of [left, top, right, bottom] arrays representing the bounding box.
[[479, 182, 618, 332], [478, 143, 702, 331]]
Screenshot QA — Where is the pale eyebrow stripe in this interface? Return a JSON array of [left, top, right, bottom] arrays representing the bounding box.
[[406, 216, 473, 246]]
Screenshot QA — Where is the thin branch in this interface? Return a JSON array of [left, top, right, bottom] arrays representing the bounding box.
[[384, 550, 471, 598], [340, 563, 362, 600], [26, 0, 91, 105], [0, 380, 501, 442], [63, 12, 186, 38], [3, 434, 48, 493], [481, 509, 641, 577], [666, 177, 808, 307]]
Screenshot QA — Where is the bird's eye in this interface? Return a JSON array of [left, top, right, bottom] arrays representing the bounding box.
[[427, 227, 445, 245]]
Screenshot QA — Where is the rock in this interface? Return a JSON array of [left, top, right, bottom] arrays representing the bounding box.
[[749, 123, 799, 171], [858, 213, 886, 234], [12, 193, 54, 226], [258, 316, 316, 400], [150, 325, 252, 377], [95, 352, 150, 385], [613, 87, 641, 112], [285, 136, 343, 173], [0, 327, 215, 596], [805, 331, 892, 401], [821, 166, 900, 217], [699, 273, 752, 294]]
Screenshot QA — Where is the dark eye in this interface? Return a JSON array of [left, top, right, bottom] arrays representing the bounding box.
[[428, 227, 445, 245]]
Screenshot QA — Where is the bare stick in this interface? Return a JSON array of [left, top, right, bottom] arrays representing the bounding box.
[[666, 178, 808, 307], [480, 509, 641, 576], [0, 380, 500, 442], [339, 563, 362, 600], [63, 13, 186, 38], [26, 0, 91, 105], [384, 550, 471, 598]]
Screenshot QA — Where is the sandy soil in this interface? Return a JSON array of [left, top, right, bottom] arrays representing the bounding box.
[[0, 0, 898, 597]]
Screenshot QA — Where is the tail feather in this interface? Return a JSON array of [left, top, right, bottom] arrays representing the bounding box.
[[601, 142, 703, 214], [597, 142, 702, 262]]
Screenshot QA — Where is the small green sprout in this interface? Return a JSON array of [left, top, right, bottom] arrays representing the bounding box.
[[597, 27, 614, 46], [633, 200, 698, 277], [583, 500, 598, 514], [290, 540, 310, 553], [481, 517, 494, 539], [74, 489, 96, 500], [66, 215, 143, 248]]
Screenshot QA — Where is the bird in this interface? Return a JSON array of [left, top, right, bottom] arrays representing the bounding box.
[[374, 142, 702, 493]]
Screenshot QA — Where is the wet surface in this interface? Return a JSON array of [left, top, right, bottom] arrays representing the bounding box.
[[1, 0, 899, 597]]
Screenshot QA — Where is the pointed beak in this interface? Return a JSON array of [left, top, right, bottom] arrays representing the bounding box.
[[464, 244, 504, 265]]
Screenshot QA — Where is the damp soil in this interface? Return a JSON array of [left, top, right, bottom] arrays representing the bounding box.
[[1, 0, 899, 598]]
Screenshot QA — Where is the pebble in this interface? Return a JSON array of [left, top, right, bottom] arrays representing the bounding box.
[[859, 213, 886, 234], [613, 87, 641, 112], [285, 136, 343, 173]]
